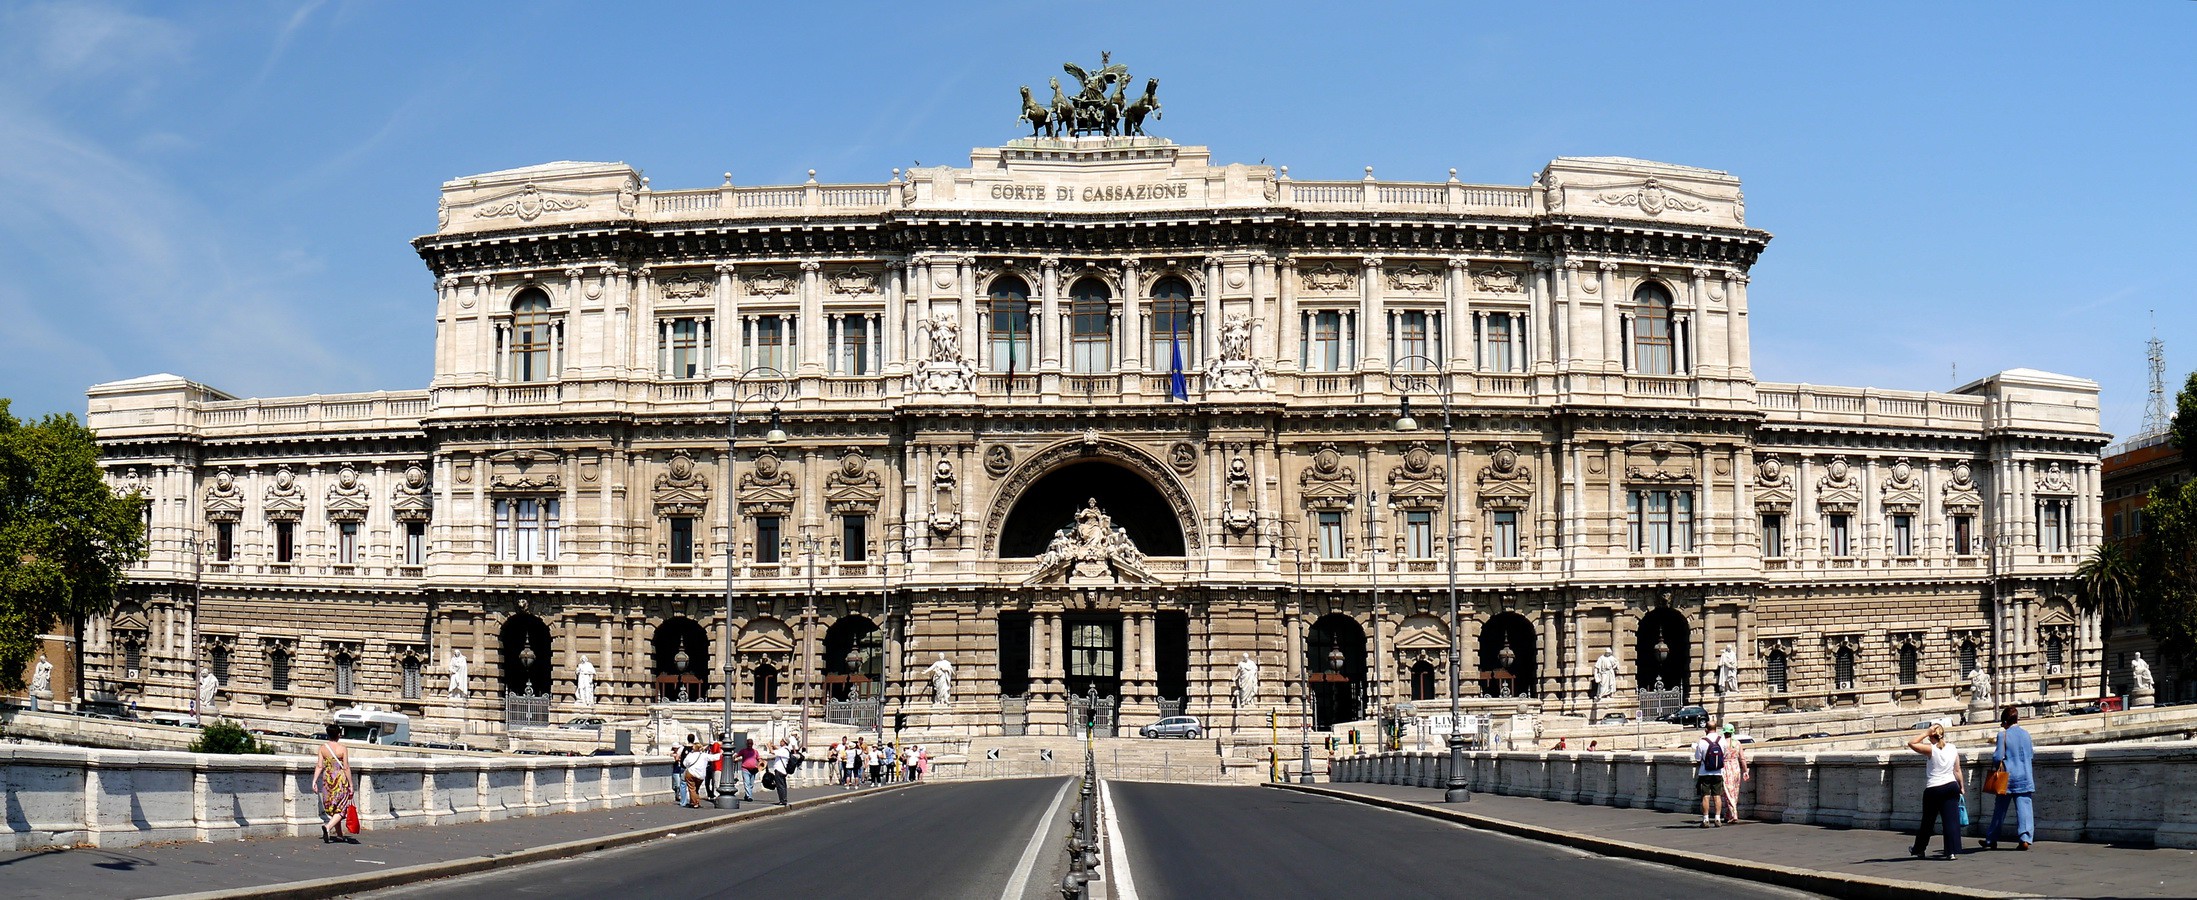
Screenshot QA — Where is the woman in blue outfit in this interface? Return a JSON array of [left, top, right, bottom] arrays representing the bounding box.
[[1983, 706, 2036, 850]]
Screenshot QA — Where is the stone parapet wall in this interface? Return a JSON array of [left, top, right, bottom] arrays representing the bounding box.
[[0, 746, 668, 851], [1332, 741, 2197, 848]]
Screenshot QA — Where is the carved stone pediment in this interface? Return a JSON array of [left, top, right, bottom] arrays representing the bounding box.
[[1752, 454, 1794, 512], [263, 466, 306, 521], [1880, 458, 1923, 512], [738, 450, 797, 515], [1941, 459, 1982, 512], [489, 450, 561, 493], [1393, 614, 1452, 651], [1622, 442, 1696, 485], [1475, 442, 1532, 509], [1387, 442, 1446, 509], [1299, 443, 1358, 511], [325, 465, 370, 522], [204, 468, 245, 523], [652, 451, 712, 517], [392, 463, 433, 522], [826, 449, 882, 515], [1816, 455, 1860, 514], [2035, 461, 2075, 495], [1298, 261, 1356, 293]]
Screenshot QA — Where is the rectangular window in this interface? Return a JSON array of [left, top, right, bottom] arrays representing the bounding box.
[[210, 645, 231, 685], [1067, 621, 1118, 679], [335, 654, 355, 696], [2040, 499, 2067, 552], [668, 516, 695, 565], [1149, 295, 1195, 369], [274, 521, 295, 563], [752, 316, 790, 372], [663, 317, 704, 379], [271, 650, 291, 693], [404, 522, 426, 565], [1316, 511, 1346, 559], [989, 301, 1032, 371], [1898, 645, 1919, 685], [214, 522, 235, 561], [1404, 510, 1434, 559], [1394, 311, 1431, 368], [337, 521, 358, 564], [1834, 648, 1856, 690], [839, 315, 872, 375], [1766, 652, 1788, 694], [1481, 313, 1517, 373], [2133, 509, 2146, 535], [1761, 514, 1785, 558], [1070, 298, 1112, 373], [842, 514, 869, 562], [401, 656, 422, 699], [1306, 311, 1351, 372], [495, 499, 562, 562], [1891, 514, 1914, 557], [755, 515, 782, 564], [123, 640, 142, 679], [1491, 510, 1520, 558], [1627, 490, 1693, 554], [1951, 515, 1974, 555], [1828, 514, 1852, 557]]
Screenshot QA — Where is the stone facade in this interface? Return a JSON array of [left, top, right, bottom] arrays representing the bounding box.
[[82, 134, 2108, 737]]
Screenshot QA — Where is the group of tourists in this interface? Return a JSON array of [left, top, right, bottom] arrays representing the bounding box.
[[1908, 706, 2037, 860], [825, 737, 930, 787], [671, 733, 799, 808]]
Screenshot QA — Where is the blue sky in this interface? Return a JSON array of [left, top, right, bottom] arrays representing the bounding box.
[[2, 1, 2191, 441]]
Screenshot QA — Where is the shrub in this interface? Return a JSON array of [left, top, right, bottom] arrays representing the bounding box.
[[189, 720, 271, 754]]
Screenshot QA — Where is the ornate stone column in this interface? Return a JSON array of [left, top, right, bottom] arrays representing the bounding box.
[[1359, 256, 1385, 371], [798, 260, 824, 375], [714, 264, 738, 378]]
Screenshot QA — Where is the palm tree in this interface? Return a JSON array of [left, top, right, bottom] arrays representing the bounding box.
[[2076, 541, 2139, 625]]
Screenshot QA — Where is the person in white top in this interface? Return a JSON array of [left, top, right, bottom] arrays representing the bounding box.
[[1689, 721, 1728, 826], [681, 741, 720, 809], [767, 741, 792, 806], [1907, 722, 1965, 859]]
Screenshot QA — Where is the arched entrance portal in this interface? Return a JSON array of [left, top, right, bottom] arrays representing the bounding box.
[[999, 461, 1186, 557], [1306, 614, 1368, 728], [1478, 613, 1537, 698], [822, 616, 881, 700], [499, 613, 552, 696], [1636, 607, 1692, 697], [752, 663, 780, 705], [652, 617, 710, 701]]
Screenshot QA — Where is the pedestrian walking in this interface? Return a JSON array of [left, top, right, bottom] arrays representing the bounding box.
[[1983, 706, 2036, 851], [917, 745, 931, 781], [1907, 722, 1965, 860], [768, 740, 792, 806], [844, 739, 863, 788], [737, 738, 762, 801], [706, 733, 724, 800], [670, 741, 690, 806], [1719, 722, 1749, 822], [870, 742, 887, 785], [1690, 721, 1728, 827], [682, 740, 719, 808], [313, 723, 358, 844]]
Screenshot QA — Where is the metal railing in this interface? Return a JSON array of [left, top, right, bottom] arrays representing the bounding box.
[[1060, 736, 1102, 900]]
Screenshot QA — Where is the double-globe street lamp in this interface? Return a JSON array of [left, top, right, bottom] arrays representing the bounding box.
[[722, 366, 791, 807], [1389, 354, 1469, 802]]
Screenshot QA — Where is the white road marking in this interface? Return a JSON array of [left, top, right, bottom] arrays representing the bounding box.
[[1100, 779, 1140, 900], [1001, 777, 1075, 900]]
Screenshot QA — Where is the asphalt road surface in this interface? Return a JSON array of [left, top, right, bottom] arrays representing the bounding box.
[[1106, 783, 1822, 900], [376, 777, 1075, 900]]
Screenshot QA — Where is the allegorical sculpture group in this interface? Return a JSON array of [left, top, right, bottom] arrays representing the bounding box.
[[1019, 52, 1162, 138]]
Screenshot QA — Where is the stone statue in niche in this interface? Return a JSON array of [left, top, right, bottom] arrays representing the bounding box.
[[575, 656, 597, 707], [1223, 455, 1257, 535], [1204, 313, 1267, 391], [447, 650, 470, 700], [914, 311, 976, 393], [925, 655, 956, 705], [1233, 653, 1259, 708], [1592, 648, 1619, 699], [929, 459, 961, 534], [1716, 646, 1740, 695]]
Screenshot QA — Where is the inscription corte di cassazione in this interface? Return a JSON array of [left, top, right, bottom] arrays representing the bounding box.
[[989, 183, 1191, 202]]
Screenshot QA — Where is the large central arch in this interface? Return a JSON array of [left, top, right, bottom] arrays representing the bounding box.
[[984, 437, 1201, 557]]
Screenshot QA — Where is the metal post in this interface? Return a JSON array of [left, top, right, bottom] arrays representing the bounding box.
[[722, 400, 739, 743], [1389, 355, 1469, 802]]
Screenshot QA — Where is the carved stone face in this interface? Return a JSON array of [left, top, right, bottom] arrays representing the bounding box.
[[1826, 457, 1848, 481], [404, 464, 427, 489], [215, 470, 234, 491], [1893, 459, 1913, 482], [840, 453, 864, 479], [936, 460, 953, 478], [1492, 445, 1517, 472], [1758, 456, 1782, 483], [668, 454, 694, 480], [755, 454, 780, 480], [1951, 460, 1972, 486], [337, 467, 359, 490], [274, 467, 295, 491]]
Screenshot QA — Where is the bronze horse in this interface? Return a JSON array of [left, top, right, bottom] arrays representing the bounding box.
[[1123, 78, 1162, 137], [1018, 85, 1055, 138]]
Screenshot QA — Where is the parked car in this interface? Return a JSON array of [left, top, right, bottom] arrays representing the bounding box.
[[1798, 731, 1835, 740], [145, 712, 200, 728], [563, 716, 606, 730], [1661, 705, 1709, 728], [1140, 715, 1204, 739], [1597, 712, 1628, 725]]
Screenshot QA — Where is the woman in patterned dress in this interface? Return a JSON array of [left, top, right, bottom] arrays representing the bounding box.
[[313, 723, 357, 843]]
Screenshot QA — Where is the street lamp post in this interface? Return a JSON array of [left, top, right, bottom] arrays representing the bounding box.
[[1390, 355, 1469, 802], [723, 366, 792, 762]]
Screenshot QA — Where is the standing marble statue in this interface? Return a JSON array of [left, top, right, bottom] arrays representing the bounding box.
[[1233, 653, 1259, 708], [1967, 667, 1992, 706], [1591, 647, 1619, 699], [448, 650, 470, 700], [30, 653, 53, 696], [199, 670, 219, 712], [575, 656, 597, 707], [924, 655, 956, 705], [1716, 646, 1740, 695]]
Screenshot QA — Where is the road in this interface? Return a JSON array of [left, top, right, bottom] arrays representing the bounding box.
[[1105, 782, 1821, 899], [376, 777, 1076, 900]]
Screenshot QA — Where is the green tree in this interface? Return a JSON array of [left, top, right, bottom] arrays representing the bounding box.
[[2136, 371, 2197, 670], [2076, 541, 2138, 623], [188, 720, 271, 754], [0, 400, 149, 690]]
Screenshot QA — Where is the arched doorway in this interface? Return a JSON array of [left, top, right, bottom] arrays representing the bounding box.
[[499, 613, 552, 696], [652, 617, 710, 701], [752, 662, 780, 705], [998, 460, 1186, 557], [822, 616, 881, 700], [1636, 607, 1691, 696], [1478, 612, 1537, 698], [1306, 613, 1368, 728]]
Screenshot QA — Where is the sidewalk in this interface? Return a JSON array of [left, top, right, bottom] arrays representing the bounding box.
[[1, 782, 904, 900], [1288, 782, 2197, 899]]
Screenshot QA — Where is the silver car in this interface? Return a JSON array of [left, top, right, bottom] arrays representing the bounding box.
[[1141, 715, 1203, 739]]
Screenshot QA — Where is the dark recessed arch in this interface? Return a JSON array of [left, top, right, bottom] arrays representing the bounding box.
[[999, 460, 1186, 557]]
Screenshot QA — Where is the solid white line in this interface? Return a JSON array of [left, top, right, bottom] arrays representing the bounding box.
[[1100, 779, 1141, 900], [1001, 777, 1076, 900]]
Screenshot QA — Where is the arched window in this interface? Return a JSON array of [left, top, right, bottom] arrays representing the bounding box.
[[1629, 282, 1676, 375], [270, 646, 292, 693], [1410, 660, 1437, 701], [1766, 649, 1789, 694], [1959, 639, 1979, 677], [509, 289, 556, 382], [401, 655, 422, 699], [987, 276, 1032, 372], [1834, 646, 1857, 690], [1148, 276, 1195, 368], [334, 650, 356, 696], [209, 644, 231, 685], [1898, 643, 1920, 686], [1069, 277, 1113, 373]]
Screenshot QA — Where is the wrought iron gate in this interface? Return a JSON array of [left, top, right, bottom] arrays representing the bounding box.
[[503, 691, 550, 730], [1067, 695, 1116, 737]]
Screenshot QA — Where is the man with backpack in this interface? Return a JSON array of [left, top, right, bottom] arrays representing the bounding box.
[[1692, 720, 1728, 827]]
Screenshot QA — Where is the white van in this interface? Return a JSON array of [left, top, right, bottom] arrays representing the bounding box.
[[332, 706, 412, 744]]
